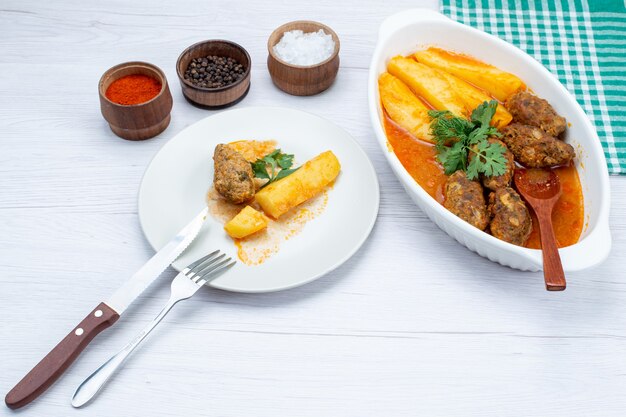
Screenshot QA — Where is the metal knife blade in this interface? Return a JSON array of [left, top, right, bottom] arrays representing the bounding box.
[[105, 207, 208, 314]]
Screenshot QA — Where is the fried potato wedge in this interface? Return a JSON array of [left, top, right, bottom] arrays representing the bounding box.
[[388, 56, 468, 118], [255, 151, 341, 219], [224, 205, 269, 239], [414, 48, 525, 102], [378, 72, 434, 143], [437, 70, 513, 128]]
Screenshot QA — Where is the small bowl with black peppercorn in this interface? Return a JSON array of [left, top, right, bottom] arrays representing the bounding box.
[[176, 40, 251, 109]]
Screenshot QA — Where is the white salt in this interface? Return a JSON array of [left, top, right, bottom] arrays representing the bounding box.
[[273, 29, 335, 66]]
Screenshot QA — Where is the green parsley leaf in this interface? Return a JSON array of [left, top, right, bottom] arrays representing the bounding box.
[[437, 140, 466, 174], [251, 149, 299, 188], [276, 152, 294, 169], [468, 140, 508, 179], [251, 160, 271, 180], [470, 100, 498, 127], [429, 100, 507, 180], [466, 123, 500, 145], [428, 109, 474, 146], [274, 167, 300, 181]]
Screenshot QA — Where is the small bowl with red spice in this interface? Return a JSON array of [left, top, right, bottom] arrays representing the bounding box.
[[99, 61, 173, 140]]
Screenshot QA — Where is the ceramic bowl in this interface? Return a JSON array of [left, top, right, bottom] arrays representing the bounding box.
[[368, 9, 611, 271], [267, 21, 340, 96]]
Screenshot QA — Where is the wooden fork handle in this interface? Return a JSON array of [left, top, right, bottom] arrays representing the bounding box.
[[5, 302, 119, 409], [537, 209, 566, 291]]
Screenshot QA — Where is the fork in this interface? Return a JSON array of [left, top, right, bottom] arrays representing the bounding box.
[[71, 250, 235, 407]]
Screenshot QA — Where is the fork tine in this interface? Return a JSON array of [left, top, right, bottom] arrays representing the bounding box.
[[203, 260, 236, 285], [195, 257, 231, 278], [197, 260, 236, 285], [204, 260, 236, 285], [184, 250, 220, 272], [188, 253, 226, 278], [194, 258, 235, 284], [187, 253, 225, 277]]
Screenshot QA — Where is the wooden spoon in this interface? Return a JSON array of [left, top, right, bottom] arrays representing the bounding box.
[[514, 168, 566, 291]]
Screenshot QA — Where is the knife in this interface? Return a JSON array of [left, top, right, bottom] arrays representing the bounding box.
[[5, 207, 208, 409]]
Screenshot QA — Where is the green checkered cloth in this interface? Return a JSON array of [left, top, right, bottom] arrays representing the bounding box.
[[440, 0, 626, 175]]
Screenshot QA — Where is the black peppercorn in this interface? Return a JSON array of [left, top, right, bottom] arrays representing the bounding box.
[[184, 55, 246, 89]]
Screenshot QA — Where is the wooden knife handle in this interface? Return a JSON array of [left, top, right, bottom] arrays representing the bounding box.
[[5, 302, 119, 409]]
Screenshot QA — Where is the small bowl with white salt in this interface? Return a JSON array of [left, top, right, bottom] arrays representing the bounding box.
[[267, 21, 340, 96]]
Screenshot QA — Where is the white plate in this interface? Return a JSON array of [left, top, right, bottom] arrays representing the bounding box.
[[138, 107, 379, 293], [368, 9, 611, 271]]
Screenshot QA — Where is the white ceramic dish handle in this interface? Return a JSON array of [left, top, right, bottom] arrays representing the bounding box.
[[560, 218, 612, 271]]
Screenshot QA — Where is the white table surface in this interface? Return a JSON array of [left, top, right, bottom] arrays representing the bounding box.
[[1, 1, 625, 416]]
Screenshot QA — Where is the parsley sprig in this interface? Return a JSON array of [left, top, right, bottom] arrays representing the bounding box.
[[251, 149, 299, 188], [429, 100, 508, 180]]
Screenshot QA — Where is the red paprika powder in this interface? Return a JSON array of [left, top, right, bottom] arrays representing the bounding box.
[[105, 74, 162, 105]]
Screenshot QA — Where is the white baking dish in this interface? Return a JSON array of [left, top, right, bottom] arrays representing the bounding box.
[[368, 9, 611, 271]]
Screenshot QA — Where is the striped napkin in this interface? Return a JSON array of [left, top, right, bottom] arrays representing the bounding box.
[[440, 0, 626, 175]]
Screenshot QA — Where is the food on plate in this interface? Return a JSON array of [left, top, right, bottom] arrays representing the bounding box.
[[443, 170, 489, 231], [476, 138, 515, 191], [251, 149, 299, 189], [506, 91, 566, 137], [501, 123, 575, 168], [437, 70, 512, 128], [387, 56, 467, 118], [224, 205, 269, 239], [488, 187, 532, 245], [228, 140, 277, 162], [213, 144, 256, 204], [413, 47, 525, 101], [379, 46, 583, 249], [256, 151, 341, 219], [378, 72, 433, 142], [208, 142, 341, 265]]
